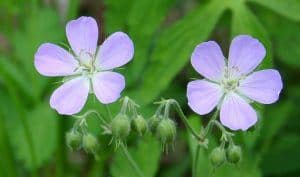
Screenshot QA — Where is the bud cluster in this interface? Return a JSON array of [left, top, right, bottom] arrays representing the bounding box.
[[107, 97, 178, 152], [109, 97, 148, 148], [66, 116, 100, 158], [209, 144, 242, 168], [66, 130, 99, 155], [65, 97, 243, 174], [132, 115, 148, 136], [148, 101, 177, 151]]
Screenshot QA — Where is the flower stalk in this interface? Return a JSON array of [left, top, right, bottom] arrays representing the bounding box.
[[157, 99, 237, 177], [105, 104, 145, 177], [121, 144, 145, 177], [192, 145, 201, 177]]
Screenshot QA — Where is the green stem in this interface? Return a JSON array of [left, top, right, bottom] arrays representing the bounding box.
[[121, 144, 145, 177], [105, 105, 113, 120], [74, 110, 109, 125], [120, 97, 129, 114], [202, 111, 219, 137], [165, 99, 223, 177], [155, 104, 164, 116], [168, 99, 203, 141], [212, 120, 234, 144], [192, 145, 201, 177], [105, 105, 144, 177], [164, 101, 171, 118]]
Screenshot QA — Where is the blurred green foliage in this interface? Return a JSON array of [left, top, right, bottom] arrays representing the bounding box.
[[0, 0, 300, 177]]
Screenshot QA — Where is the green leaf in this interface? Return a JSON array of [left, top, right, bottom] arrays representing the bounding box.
[[12, 7, 64, 97], [255, 7, 300, 68], [110, 135, 161, 177], [0, 55, 36, 102], [261, 134, 300, 175], [1, 91, 59, 170], [259, 101, 293, 153], [0, 105, 18, 177], [65, 0, 80, 20], [132, 1, 226, 104], [19, 104, 58, 169], [230, 2, 272, 69], [159, 155, 189, 177], [248, 0, 300, 21], [103, 0, 135, 33], [124, 0, 175, 85]]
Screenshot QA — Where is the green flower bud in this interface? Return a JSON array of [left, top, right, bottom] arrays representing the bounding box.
[[156, 118, 176, 144], [210, 147, 226, 167], [66, 131, 82, 150], [111, 114, 131, 140], [132, 115, 148, 136], [227, 145, 242, 164], [82, 133, 99, 154], [148, 115, 161, 133]]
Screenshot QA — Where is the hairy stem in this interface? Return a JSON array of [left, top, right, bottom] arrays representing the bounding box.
[[168, 99, 203, 141], [192, 145, 201, 177], [121, 144, 145, 177], [79, 110, 108, 124], [202, 110, 219, 137], [105, 104, 145, 177], [105, 105, 113, 120], [212, 120, 234, 144], [120, 97, 129, 114]]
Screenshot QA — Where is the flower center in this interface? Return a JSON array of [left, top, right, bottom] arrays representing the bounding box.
[[220, 66, 241, 92], [221, 79, 239, 92], [77, 51, 97, 77]]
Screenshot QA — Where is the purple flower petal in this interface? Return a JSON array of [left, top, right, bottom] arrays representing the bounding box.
[[50, 77, 90, 115], [220, 92, 257, 131], [191, 41, 225, 82], [66, 16, 98, 57], [95, 32, 134, 70], [34, 43, 79, 76], [187, 80, 223, 115], [92, 71, 125, 104], [238, 69, 283, 104], [228, 35, 266, 77]]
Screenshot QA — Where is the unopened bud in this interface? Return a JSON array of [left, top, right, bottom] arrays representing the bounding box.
[[132, 115, 147, 136], [148, 115, 161, 133], [82, 133, 99, 154], [156, 118, 176, 144], [227, 145, 242, 164], [210, 147, 226, 167], [66, 131, 82, 150], [111, 114, 131, 140]]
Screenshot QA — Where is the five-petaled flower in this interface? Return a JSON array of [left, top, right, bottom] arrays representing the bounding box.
[[34, 16, 134, 115], [187, 35, 283, 131]]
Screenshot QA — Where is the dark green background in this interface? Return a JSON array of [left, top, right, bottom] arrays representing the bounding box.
[[0, 0, 299, 177]]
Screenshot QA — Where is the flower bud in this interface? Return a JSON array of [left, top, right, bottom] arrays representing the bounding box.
[[210, 147, 226, 167], [156, 118, 176, 144], [111, 114, 131, 140], [131, 115, 148, 136], [227, 145, 242, 164], [66, 131, 82, 151], [148, 115, 161, 133], [82, 133, 99, 154]]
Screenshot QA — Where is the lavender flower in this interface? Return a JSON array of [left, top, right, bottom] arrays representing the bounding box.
[[34, 16, 134, 115], [187, 35, 283, 131]]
